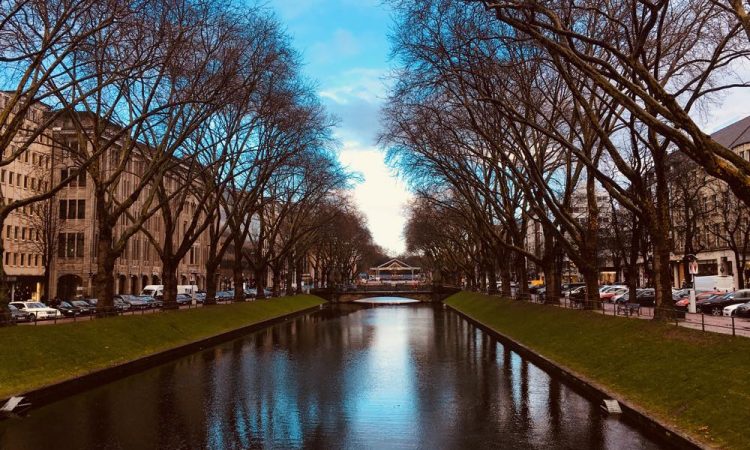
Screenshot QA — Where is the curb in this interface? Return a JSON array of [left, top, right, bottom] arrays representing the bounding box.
[[2, 301, 326, 414], [446, 304, 707, 450]]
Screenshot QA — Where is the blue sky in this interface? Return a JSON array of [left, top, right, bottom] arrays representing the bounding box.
[[267, 1, 750, 256], [269, 0, 411, 255]]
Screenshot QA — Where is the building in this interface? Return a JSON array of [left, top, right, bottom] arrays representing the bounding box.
[[47, 112, 211, 299], [670, 115, 750, 289], [369, 258, 422, 283], [0, 92, 53, 301]]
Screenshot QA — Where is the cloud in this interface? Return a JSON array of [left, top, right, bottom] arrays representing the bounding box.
[[308, 28, 363, 65], [339, 142, 413, 255], [319, 68, 389, 145]]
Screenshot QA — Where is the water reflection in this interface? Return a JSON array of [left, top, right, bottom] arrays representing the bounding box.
[[353, 296, 420, 304], [0, 303, 661, 449]]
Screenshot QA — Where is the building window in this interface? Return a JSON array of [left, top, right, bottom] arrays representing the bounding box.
[[20, 254, 25, 266], [61, 167, 86, 187], [5, 225, 9, 239], [58, 232, 85, 258], [59, 199, 85, 219], [8, 171, 13, 186]]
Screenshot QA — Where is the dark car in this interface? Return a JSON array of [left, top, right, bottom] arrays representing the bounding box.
[[216, 290, 234, 301], [698, 291, 748, 315], [528, 284, 545, 294], [735, 302, 750, 318], [175, 294, 193, 305], [634, 289, 655, 307], [562, 283, 585, 295], [568, 286, 587, 303], [142, 295, 161, 308], [116, 294, 150, 310], [613, 288, 655, 307], [56, 301, 81, 317], [71, 300, 95, 315], [8, 304, 32, 323]]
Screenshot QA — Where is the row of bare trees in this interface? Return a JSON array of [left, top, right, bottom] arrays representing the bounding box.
[[383, 0, 750, 318], [0, 0, 370, 322]]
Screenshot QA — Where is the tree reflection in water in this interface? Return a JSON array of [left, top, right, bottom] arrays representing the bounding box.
[[0, 302, 660, 449]]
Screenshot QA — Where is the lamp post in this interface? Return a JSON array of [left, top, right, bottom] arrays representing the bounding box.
[[686, 254, 698, 314], [190, 272, 196, 306]]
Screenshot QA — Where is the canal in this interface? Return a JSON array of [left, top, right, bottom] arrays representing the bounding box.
[[0, 301, 661, 449]]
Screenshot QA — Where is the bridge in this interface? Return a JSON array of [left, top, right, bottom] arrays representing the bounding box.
[[310, 285, 460, 303]]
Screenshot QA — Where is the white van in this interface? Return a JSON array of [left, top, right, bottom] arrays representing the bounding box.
[[694, 275, 734, 292], [140, 285, 199, 297]]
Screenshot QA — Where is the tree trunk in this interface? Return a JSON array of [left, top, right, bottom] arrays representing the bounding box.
[[734, 250, 745, 289], [516, 251, 528, 296], [487, 260, 498, 295], [204, 261, 218, 305], [272, 265, 281, 297], [162, 261, 179, 310], [582, 267, 601, 310], [285, 255, 295, 296], [0, 230, 11, 325], [500, 257, 511, 297], [232, 261, 244, 303], [255, 267, 266, 299], [295, 257, 304, 294], [94, 218, 117, 314]]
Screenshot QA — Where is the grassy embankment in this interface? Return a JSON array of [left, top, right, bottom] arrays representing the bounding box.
[[0, 295, 324, 400], [445, 291, 750, 450]]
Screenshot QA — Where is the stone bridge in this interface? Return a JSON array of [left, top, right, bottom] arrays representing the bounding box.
[[310, 285, 461, 303]]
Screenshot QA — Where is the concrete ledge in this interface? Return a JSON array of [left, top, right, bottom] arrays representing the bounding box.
[[446, 304, 706, 450], [4, 303, 325, 414]]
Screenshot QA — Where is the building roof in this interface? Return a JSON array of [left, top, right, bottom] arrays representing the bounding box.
[[370, 258, 420, 271], [711, 115, 750, 149]]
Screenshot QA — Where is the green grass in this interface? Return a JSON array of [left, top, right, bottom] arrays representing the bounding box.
[[446, 291, 750, 450], [0, 295, 324, 400]]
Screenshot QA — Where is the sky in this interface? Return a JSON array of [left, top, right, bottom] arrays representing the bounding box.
[[269, 0, 410, 256], [268, 1, 750, 256]]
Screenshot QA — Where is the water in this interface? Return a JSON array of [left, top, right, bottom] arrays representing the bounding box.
[[0, 301, 661, 449]]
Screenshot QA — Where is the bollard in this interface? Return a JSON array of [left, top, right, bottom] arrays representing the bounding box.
[[701, 313, 705, 332], [732, 316, 736, 337]]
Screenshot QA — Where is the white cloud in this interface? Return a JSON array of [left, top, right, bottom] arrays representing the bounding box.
[[339, 142, 413, 255]]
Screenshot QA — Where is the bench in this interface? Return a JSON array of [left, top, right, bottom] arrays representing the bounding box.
[[616, 303, 641, 316]]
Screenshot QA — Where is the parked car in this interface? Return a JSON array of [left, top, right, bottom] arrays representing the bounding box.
[[735, 302, 750, 318], [143, 295, 161, 308], [56, 301, 81, 317], [216, 290, 234, 301], [9, 301, 62, 320], [175, 294, 193, 305], [568, 286, 587, 302], [614, 289, 656, 306], [674, 291, 724, 311], [8, 304, 33, 323], [115, 294, 150, 310], [561, 283, 585, 296], [724, 301, 749, 317], [71, 299, 95, 315], [601, 286, 627, 302], [699, 290, 750, 315]]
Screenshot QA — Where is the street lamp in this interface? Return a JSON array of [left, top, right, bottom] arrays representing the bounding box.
[[190, 272, 197, 306], [686, 254, 698, 314]]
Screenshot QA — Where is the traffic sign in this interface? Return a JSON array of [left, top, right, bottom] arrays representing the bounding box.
[[688, 260, 698, 275]]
